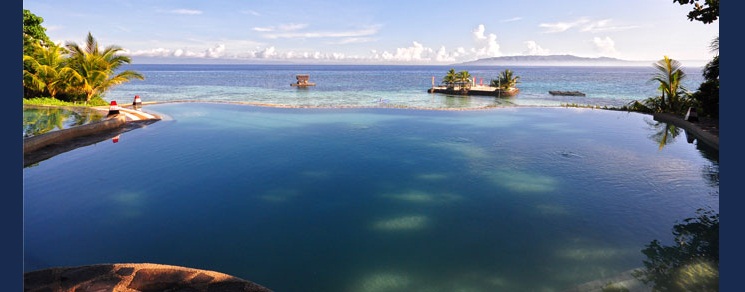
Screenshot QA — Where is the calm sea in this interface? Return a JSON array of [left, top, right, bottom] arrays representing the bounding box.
[[106, 64, 705, 109]]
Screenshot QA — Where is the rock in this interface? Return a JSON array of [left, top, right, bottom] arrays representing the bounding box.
[[24, 263, 273, 292], [548, 90, 586, 96]]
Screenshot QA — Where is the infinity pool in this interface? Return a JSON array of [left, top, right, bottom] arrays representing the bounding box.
[[23, 103, 719, 291]]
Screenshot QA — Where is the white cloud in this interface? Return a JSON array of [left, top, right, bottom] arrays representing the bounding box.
[[540, 18, 638, 34], [593, 36, 619, 57], [472, 24, 487, 40], [435, 46, 457, 62], [389, 41, 431, 61], [206, 44, 226, 58], [330, 37, 376, 45], [523, 41, 550, 55], [256, 46, 277, 58], [126, 44, 226, 58], [540, 18, 590, 33], [170, 9, 202, 15], [580, 19, 640, 33], [472, 24, 501, 58], [253, 23, 307, 33], [278, 23, 308, 31], [252, 27, 274, 32], [262, 26, 379, 39], [501, 17, 523, 23], [241, 10, 260, 16]]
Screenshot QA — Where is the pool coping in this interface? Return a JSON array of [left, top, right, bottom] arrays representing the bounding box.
[[23, 107, 162, 167], [652, 112, 719, 151]]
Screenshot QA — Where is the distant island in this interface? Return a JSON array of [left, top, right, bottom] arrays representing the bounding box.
[[456, 54, 651, 67]]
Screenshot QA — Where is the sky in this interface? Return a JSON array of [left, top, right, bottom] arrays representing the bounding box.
[[23, 0, 719, 65]]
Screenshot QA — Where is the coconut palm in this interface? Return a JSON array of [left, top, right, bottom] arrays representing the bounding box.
[[23, 42, 77, 99], [65, 32, 144, 103], [491, 69, 520, 90], [441, 68, 457, 89], [650, 56, 687, 113], [456, 70, 472, 90]]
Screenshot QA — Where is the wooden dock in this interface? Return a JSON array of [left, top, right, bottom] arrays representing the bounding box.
[[291, 74, 316, 87]]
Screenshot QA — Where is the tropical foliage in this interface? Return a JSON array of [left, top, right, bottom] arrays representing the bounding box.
[[64, 32, 145, 103], [441, 68, 458, 89], [673, 0, 719, 24], [441, 68, 472, 90], [670, 0, 718, 119], [490, 69, 520, 90], [23, 9, 52, 57], [23, 42, 76, 100], [638, 56, 692, 114], [690, 36, 719, 118], [23, 10, 144, 104]]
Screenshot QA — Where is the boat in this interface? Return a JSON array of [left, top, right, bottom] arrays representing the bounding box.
[[291, 74, 316, 87]]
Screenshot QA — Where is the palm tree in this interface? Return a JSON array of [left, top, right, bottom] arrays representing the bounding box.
[[650, 56, 687, 113], [65, 32, 144, 103], [456, 70, 472, 90], [491, 69, 520, 90], [441, 68, 457, 89], [23, 42, 77, 99]]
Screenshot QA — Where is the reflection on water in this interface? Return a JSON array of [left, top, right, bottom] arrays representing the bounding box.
[[633, 208, 719, 291], [644, 118, 719, 164], [23, 106, 105, 137], [645, 119, 682, 151]]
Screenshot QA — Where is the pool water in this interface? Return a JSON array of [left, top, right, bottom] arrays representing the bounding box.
[[22, 103, 718, 291]]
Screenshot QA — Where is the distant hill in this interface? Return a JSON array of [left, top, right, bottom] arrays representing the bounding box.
[[456, 54, 651, 66]]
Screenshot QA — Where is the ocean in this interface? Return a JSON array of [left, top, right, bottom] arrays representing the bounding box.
[[107, 64, 706, 109]]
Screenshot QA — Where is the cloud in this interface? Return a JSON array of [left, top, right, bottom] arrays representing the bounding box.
[[241, 10, 260, 16], [541, 18, 638, 34], [126, 44, 227, 58], [278, 23, 308, 31], [262, 26, 379, 39], [377, 41, 432, 61], [253, 23, 307, 33], [472, 24, 501, 58], [593, 36, 619, 57], [330, 37, 376, 45], [523, 41, 550, 55], [540, 18, 590, 33], [169, 9, 202, 15], [580, 19, 640, 33], [206, 44, 226, 58], [501, 17, 523, 23], [256, 46, 277, 58], [472, 24, 487, 40]]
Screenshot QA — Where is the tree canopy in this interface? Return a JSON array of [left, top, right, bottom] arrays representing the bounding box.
[[673, 0, 719, 24], [23, 10, 52, 51]]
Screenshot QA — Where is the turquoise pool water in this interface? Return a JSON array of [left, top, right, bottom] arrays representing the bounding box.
[[23, 103, 718, 291]]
